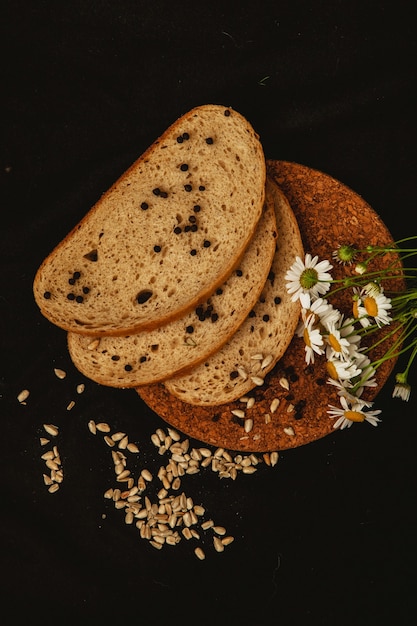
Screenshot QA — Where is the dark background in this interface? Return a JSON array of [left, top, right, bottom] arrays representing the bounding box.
[[1, 1, 416, 624]]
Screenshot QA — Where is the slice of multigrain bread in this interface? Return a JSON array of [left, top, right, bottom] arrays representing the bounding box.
[[33, 105, 266, 336], [162, 178, 303, 405], [66, 185, 277, 387]]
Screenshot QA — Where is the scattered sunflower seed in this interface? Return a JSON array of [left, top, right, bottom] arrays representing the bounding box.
[[43, 423, 59, 437], [251, 376, 264, 386], [194, 547, 205, 560], [96, 422, 111, 433], [54, 368, 67, 379], [279, 377, 290, 391], [17, 389, 30, 403]]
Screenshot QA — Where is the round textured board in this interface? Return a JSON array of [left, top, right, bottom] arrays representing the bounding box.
[[138, 160, 404, 452]]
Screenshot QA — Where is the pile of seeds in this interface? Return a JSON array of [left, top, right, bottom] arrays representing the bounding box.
[[88, 420, 265, 558], [18, 367, 281, 560], [40, 423, 63, 493]]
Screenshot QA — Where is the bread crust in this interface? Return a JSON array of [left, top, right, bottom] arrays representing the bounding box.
[[33, 105, 266, 336], [138, 160, 404, 452]]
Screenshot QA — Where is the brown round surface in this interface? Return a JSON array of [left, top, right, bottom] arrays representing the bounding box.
[[138, 161, 404, 452]]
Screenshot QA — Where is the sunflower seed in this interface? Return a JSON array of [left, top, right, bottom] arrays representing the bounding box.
[[118, 436, 129, 450], [88, 420, 97, 434], [261, 354, 274, 369], [167, 427, 181, 441], [194, 547, 205, 560], [231, 409, 245, 418], [151, 433, 161, 447], [104, 435, 115, 447], [182, 527, 193, 540], [286, 403, 295, 413], [244, 418, 253, 433], [279, 377, 290, 391], [125, 511, 135, 524], [87, 338, 100, 350], [54, 368, 67, 379], [237, 366, 248, 380], [246, 397, 255, 409], [127, 442, 139, 453], [221, 536, 235, 546], [43, 473, 53, 486], [76, 384, 85, 394], [270, 451, 279, 466], [96, 422, 111, 433], [264, 413, 271, 424], [46, 459, 60, 471], [213, 536, 225, 552], [48, 483, 60, 494], [66, 400, 75, 411], [193, 505, 205, 516], [17, 389, 30, 403], [141, 469, 153, 482], [283, 426, 295, 436], [41, 450, 55, 461], [39, 437, 50, 446], [43, 423, 59, 437], [242, 466, 257, 474], [213, 526, 227, 536], [251, 376, 264, 386], [201, 520, 214, 530], [111, 431, 126, 441], [270, 398, 280, 413]]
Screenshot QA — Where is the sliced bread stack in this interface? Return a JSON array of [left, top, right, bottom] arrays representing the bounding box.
[[33, 105, 314, 453], [33, 104, 266, 336]]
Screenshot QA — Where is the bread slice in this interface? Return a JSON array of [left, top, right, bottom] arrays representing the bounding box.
[[66, 188, 277, 387], [33, 105, 266, 336], [162, 177, 304, 405]]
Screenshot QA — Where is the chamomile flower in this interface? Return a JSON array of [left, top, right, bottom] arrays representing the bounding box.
[[325, 355, 362, 381], [285, 253, 333, 303], [327, 395, 382, 429], [392, 382, 411, 401], [301, 313, 325, 365], [392, 371, 412, 401], [355, 286, 392, 328], [324, 317, 361, 362], [332, 244, 358, 265], [296, 292, 339, 336], [327, 378, 374, 407]]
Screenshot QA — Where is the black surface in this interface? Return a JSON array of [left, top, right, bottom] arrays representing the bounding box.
[[1, 2, 416, 624]]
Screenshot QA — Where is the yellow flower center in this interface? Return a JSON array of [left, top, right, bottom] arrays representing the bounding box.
[[345, 410, 365, 422], [326, 360, 338, 380], [364, 296, 378, 317], [352, 300, 360, 319], [328, 333, 341, 353], [303, 328, 312, 347]]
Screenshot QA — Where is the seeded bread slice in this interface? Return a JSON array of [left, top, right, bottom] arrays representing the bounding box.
[[33, 105, 266, 336], [66, 188, 277, 386], [162, 178, 303, 405]]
